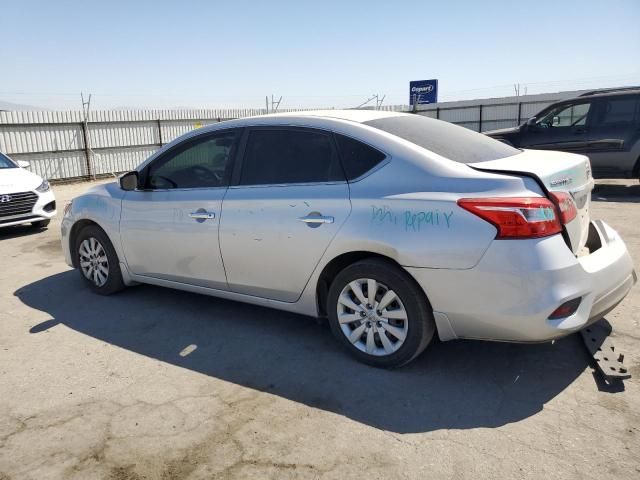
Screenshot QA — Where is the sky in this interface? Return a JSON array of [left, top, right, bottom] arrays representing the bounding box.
[[1, 0, 639, 110]]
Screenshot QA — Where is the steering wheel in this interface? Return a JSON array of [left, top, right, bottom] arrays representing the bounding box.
[[150, 175, 177, 188], [188, 165, 221, 183]]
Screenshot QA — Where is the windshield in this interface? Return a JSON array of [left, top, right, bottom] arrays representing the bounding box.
[[364, 115, 521, 163], [0, 152, 17, 169]]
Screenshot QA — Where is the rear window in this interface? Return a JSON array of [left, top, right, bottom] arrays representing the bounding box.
[[364, 115, 520, 163]]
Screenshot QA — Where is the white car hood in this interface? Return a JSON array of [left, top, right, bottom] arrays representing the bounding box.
[[0, 168, 43, 194]]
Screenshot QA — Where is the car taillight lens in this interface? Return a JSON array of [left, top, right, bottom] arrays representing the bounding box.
[[549, 191, 577, 224], [457, 197, 562, 239]]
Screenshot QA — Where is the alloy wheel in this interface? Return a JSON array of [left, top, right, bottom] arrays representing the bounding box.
[[336, 278, 409, 356], [79, 237, 109, 287]]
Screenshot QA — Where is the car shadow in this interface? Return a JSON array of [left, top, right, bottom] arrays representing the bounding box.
[[0, 224, 49, 240], [592, 183, 640, 203], [16, 271, 590, 434]]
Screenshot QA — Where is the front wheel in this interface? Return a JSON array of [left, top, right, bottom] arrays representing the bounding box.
[[75, 225, 125, 295], [327, 258, 435, 368]]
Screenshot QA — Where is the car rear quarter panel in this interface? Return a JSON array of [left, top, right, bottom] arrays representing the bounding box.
[[336, 152, 548, 270]]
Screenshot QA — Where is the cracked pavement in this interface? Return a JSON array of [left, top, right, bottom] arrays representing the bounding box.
[[1, 179, 639, 479]]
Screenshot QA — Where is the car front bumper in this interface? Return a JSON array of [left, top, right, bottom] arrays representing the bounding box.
[[407, 220, 636, 342], [0, 189, 56, 228]]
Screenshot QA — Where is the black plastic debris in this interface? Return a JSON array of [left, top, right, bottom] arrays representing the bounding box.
[[581, 319, 631, 382]]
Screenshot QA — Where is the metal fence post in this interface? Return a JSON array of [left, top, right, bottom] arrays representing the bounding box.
[[517, 102, 522, 125], [157, 119, 163, 146], [478, 104, 483, 132], [80, 122, 92, 178], [436, 107, 440, 119]]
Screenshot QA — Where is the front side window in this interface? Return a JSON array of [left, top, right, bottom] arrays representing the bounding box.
[[145, 131, 237, 189], [240, 129, 344, 185], [0, 152, 17, 169], [594, 97, 638, 126], [537, 102, 591, 128]]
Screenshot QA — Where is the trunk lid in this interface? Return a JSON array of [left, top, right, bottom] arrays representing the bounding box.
[[470, 149, 594, 254]]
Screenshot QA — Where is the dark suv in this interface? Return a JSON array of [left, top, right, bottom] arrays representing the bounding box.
[[485, 87, 640, 179]]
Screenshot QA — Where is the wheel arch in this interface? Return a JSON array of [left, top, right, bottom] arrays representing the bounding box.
[[315, 251, 431, 317], [68, 219, 107, 268]]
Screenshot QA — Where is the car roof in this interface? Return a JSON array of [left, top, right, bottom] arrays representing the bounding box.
[[578, 86, 640, 97], [255, 109, 407, 123]]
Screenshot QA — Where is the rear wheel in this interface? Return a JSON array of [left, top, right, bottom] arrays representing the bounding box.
[[31, 219, 50, 229], [75, 225, 125, 295], [327, 258, 435, 368]]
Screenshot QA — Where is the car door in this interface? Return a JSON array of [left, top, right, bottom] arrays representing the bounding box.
[[587, 95, 640, 176], [219, 127, 351, 302], [119, 129, 241, 289], [519, 100, 593, 154]]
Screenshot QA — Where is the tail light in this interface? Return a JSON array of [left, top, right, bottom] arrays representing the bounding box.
[[549, 191, 577, 224], [457, 197, 562, 239]]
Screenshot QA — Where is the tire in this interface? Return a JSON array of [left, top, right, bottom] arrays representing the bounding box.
[[74, 225, 125, 295], [327, 258, 435, 368], [31, 219, 50, 229]]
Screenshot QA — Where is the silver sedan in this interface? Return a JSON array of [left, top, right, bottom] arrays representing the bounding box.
[[61, 110, 636, 367]]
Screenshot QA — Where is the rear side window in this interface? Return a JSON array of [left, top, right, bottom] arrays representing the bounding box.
[[335, 134, 386, 180], [594, 97, 639, 126], [364, 115, 520, 164], [240, 129, 344, 185]]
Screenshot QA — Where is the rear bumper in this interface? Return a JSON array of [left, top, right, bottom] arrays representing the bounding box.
[[407, 220, 636, 342]]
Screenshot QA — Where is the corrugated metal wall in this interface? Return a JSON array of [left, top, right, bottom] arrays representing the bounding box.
[[0, 90, 584, 181]]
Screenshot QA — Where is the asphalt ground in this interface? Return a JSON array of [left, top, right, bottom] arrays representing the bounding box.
[[0, 178, 638, 479]]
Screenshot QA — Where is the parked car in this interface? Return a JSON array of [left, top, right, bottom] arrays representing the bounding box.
[[0, 151, 56, 229], [61, 111, 636, 368], [485, 87, 640, 179]]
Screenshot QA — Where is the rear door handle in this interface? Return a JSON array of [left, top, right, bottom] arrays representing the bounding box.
[[298, 214, 334, 225]]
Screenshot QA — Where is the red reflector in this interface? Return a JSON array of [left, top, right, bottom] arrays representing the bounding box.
[[457, 197, 562, 239], [548, 298, 581, 320], [549, 191, 577, 224]]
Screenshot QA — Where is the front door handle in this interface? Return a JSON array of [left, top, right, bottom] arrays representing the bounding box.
[[189, 210, 216, 222], [298, 212, 334, 228]]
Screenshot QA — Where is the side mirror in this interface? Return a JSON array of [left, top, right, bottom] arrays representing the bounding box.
[[526, 117, 537, 127], [119, 171, 139, 191], [17, 160, 30, 169]]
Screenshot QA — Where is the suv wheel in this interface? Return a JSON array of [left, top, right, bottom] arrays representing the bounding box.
[[327, 258, 435, 368]]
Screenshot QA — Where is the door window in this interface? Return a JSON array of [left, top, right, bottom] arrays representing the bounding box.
[[537, 102, 591, 128], [145, 131, 237, 189], [593, 97, 639, 126], [239, 129, 344, 185], [335, 134, 386, 180]]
